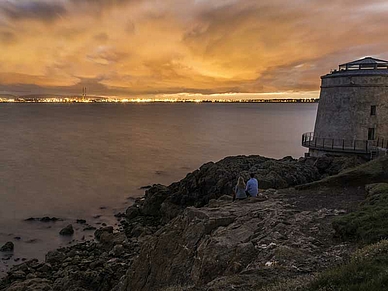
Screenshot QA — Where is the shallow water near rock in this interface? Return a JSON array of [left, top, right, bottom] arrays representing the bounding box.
[[0, 102, 317, 275]]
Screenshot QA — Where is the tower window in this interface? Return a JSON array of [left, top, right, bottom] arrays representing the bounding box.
[[371, 105, 377, 116], [368, 128, 375, 140]]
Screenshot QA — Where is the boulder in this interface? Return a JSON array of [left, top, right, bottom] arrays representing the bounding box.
[[59, 224, 74, 236], [0, 241, 14, 252]]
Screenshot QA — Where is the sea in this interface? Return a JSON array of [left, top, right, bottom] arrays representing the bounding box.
[[0, 102, 317, 275]]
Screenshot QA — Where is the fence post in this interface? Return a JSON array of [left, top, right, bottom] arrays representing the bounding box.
[[342, 139, 345, 150], [332, 139, 334, 149], [323, 138, 325, 148], [354, 140, 356, 151], [365, 140, 368, 153]]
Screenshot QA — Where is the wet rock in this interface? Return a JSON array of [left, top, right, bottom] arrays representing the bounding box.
[[24, 217, 61, 222], [59, 224, 74, 236], [40, 217, 60, 222], [0, 241, 14, 252]]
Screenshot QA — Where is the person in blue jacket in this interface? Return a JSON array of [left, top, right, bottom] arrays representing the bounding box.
[[245, 173, 258, 197]]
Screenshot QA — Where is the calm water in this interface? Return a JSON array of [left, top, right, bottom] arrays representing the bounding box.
[[0, 102, 317, 274]]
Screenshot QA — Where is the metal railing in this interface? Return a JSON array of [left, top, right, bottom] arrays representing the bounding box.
[[302, 132, 388, 154]]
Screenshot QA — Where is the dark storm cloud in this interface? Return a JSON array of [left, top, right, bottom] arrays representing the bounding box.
[[0, 1, 67, 23]]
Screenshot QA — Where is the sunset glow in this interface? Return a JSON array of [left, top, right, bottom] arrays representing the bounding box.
[[1, 0, 387, 99]]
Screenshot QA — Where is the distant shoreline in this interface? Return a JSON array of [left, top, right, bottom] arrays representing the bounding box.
[[0, 98, 319, 104]]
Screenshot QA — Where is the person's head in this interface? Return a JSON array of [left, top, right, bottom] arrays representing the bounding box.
[[250, 173, 255, 178], [237, 176, 245, 187]]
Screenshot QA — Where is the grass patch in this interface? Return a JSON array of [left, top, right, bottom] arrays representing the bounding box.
[[332, 183, 388, 244], [304, 240, 388, 291]]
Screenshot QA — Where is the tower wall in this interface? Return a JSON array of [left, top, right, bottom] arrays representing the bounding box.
[[314, 73, 388, 141]]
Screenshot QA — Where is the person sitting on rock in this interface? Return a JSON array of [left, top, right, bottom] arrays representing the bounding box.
[[246, 173, 258, 197], [233, 176, 247, 201]]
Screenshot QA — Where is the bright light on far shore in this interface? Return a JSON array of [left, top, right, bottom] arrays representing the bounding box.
[[0, 91, 320, 103]]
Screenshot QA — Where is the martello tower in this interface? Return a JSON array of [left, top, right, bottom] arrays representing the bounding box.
[[302, 57, 388, 158]]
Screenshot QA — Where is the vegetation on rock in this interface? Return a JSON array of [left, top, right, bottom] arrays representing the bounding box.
[[333, 183, 388, 244]]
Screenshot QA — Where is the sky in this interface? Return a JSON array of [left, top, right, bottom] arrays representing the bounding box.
[[0, 0, 388, 99]]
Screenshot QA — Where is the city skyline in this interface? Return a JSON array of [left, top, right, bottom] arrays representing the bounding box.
[[0, 0, 388, 99]]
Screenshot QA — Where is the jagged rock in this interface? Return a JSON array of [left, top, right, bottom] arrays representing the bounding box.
[[0, 241, 14, 252], [59, 224, 74, 236]]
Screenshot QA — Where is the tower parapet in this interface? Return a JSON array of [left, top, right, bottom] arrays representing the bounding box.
[[303, 57, 388, 159]]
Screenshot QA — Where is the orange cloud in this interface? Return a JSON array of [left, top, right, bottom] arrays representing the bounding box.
[[0, 0, 388, 97]]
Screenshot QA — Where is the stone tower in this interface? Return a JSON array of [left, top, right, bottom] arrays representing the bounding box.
[[302, 57, 388, 158]]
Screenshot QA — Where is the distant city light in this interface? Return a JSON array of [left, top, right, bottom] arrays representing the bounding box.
[[0, 97, 319, 103]]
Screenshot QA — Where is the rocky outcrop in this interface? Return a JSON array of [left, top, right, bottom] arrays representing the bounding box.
[[123, 155, 364, 239], [122, 186, 363, 291]]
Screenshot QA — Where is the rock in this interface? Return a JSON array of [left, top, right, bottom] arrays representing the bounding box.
[[37, 263, 52, 273], [11, 270, 26, 280], [24, 217, 61, 222], [218, 195, 233, 201], [76, 219, 87, 224], [110, 244, 125, 257], [59, 224, 74, 236], [125, 206, 140, 219], [0, 241, 14, 252], [40, 217, 60, 222], [114, 212, 126, 218], [99, 232, 115, 244], [142, 184, 171, 216], [94, 226, 114, 240]]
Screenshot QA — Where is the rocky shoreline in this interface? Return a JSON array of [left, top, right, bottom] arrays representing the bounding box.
[[2, 154, 387, 291]]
